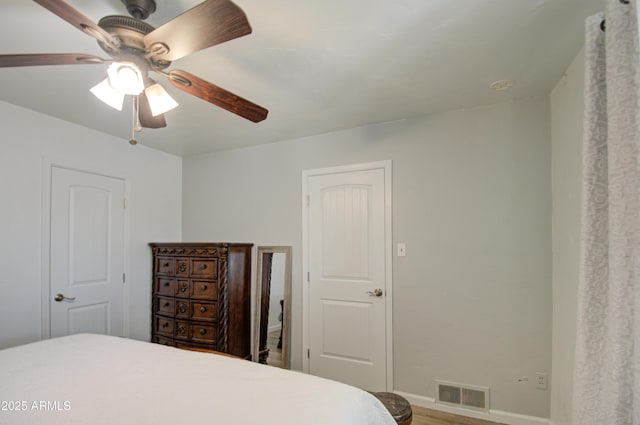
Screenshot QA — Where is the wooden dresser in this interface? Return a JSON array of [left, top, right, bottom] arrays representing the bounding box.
[[149, 242, 253, 359]]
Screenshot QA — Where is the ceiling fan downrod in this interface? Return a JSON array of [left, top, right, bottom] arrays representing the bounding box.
[[121, 0, 156, 20]]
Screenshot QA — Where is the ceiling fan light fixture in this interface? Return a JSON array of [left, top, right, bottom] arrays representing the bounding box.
[[90, 79, 125, 111], [107, 62, 144, 95], [145, 83, 179, 116], [5, 0, 268, 129]]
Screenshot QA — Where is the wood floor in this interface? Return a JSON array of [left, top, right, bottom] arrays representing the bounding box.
[[265, 328, 282, 368], [411, 406, 506, 425]]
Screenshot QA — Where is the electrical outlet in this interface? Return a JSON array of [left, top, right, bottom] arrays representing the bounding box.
[[535, 372, 548, 390]]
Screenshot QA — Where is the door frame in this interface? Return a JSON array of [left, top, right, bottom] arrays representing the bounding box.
[[302, 160, 393, 391], [41, 160, 130, 340]]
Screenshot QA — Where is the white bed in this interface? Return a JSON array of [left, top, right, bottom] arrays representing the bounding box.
[[0, 334, 396, 425]]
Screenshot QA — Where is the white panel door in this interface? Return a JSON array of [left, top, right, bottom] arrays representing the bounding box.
[[307, 168, 387, 391], [50, 167, 125, 338]]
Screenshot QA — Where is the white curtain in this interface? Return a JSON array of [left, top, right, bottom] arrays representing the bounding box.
[[573, 0, 640, 424]]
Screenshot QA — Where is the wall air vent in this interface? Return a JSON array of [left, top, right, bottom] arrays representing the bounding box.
[[435, 380, 490, 412]]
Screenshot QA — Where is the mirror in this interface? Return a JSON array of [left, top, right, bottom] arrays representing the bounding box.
[[254, 246, 292, 368]]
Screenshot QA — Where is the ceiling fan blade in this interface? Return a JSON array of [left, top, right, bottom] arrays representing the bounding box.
[[33, 0, 117, 48], [144, 0, 252, 62], [167, 70, 268, 123], [138, 92, 167, 129], [0, 53, 105, 68]]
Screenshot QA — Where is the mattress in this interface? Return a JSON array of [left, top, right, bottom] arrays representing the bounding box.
[[0, 333, 396, 425]]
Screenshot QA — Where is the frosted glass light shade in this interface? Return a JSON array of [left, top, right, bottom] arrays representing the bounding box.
[[107, 62, 144, 95], [90, 79, 125, 111], [145, 83, 179, 116]]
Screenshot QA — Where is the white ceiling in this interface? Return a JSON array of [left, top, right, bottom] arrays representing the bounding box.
[[0, 0, 602, 156]]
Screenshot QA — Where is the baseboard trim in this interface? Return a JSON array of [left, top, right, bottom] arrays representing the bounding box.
[[394, 391, 550, 425]]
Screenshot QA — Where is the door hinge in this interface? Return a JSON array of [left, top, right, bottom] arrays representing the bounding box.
[[306, 195, 310, 206], [123, 197, 127, 209], [307, 349, 310, 359], [122, 273, 126, 284], [307, 271, 310, 282]]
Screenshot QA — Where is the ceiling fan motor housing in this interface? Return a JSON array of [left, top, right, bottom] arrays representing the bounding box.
[[98, 15, 171, 71], [121, 0, 157, 20]]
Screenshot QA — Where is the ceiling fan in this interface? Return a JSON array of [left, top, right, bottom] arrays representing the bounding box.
[[0, 0, 268, 133]]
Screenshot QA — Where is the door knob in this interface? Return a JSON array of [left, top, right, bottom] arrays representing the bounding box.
[[366, 288, 383, 297], [54, 293, 76, 302]]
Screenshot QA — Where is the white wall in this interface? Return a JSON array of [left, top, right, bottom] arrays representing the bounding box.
[[182, 96, 552, 419], [549, 49, 585, 425], [0, 100, 182, 349]]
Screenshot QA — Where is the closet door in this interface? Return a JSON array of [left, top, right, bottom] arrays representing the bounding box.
[[50, 167, 125, 337], [306, 167, 388, 391]]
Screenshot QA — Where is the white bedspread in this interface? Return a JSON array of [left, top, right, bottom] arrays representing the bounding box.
[[0, 334, 396, 425]]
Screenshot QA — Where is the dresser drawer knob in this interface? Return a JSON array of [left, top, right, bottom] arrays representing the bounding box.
[[199, 264, 207, 270], [180, 286, 187, 292], [199, 328, 206, 335], [178, 326, 186, 334], [164, 302, 170, 307], [163, 282, 170, 287], [163, 262, 170, 267], [179, 305, 187, 313], [200, 306, 207, 313], [200, 285, 207, 291], [162, 322, 169, 328]]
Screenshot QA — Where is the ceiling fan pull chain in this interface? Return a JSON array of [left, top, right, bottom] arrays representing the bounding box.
[[130, 96, 138, 146], [134, 96, 142, 133]]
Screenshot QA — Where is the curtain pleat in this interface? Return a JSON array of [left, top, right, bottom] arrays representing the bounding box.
[[573, 1, 640, 424]]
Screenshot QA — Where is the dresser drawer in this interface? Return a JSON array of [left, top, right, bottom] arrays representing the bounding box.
[[155, 257, 175, 276], [190, 323, 216, 344], [191, 301, 216, 321], [155, 278, 176, 296], [155, 336, 176, 347], [176, 341, 217, 351], [175, 321, 189, 340], [175, 258, 189, 277], [155, 296, 174, 317], [175, 279, 190, 298], [154, 316, 174, 337], [190, 280, 217, 300], [190, 259, 217, 279], [175, 299, 189, 319]]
